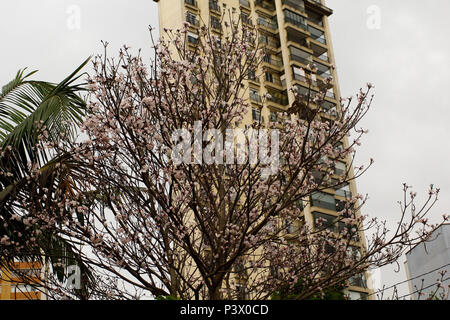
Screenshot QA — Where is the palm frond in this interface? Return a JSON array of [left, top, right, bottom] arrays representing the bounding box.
[[0, 58, 95, 298]]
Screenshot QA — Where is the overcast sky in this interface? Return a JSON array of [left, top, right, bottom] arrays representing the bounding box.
[[1, 0, 449, 299]]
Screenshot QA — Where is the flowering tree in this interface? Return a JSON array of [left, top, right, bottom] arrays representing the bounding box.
[[1, 21, 448, 300]]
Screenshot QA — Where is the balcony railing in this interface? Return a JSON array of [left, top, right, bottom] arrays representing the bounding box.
[[211, 22, 222, 31], [268, 94, 289, 106], [316, 53, 329, 62], [266, 77, 283, 87], [290, 54, 312, 66], [318, 70, 332, 79], [311, 35, 326, 44], [248, 74, 260, 82], [209, 1, 220, 12], [325, 90, 335, 99], [187, 36, 199, 44], [186, 18, 199, 27], [282, 0, 305, 12], [263, 55, 283, 67], [250, 92, 262, 103], [255, 0, 276, 11], [308, 26, 327, 44], [293, 73, 317, 87], [307, 0, 333, 15], [242, 15, 253, 26], [311, 198, 336, 211], [185, 0, 197, 7], [259, 37, 281, 49], [285, 17, 308, 31], [308, 17, 324, 27], [257, 17, 278, 30]]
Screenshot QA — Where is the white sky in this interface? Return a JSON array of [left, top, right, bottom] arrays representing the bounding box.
[[1, 0, 449, 299]]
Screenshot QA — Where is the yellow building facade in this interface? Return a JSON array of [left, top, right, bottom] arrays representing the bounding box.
[[0, 262, 43, 300], [154, 0, 373, 300]]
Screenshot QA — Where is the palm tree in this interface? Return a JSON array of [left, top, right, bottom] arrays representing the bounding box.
[[0, 58, 94, 298]]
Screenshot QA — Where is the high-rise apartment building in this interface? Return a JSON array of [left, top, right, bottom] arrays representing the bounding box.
[[153, 0, 373, 299]]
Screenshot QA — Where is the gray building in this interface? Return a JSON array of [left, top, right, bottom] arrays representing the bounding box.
[[405, 224, 450, 300]]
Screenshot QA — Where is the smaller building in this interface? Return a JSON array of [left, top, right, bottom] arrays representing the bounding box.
[[0, 262, 43, 300], [405, 224, 450, 300]]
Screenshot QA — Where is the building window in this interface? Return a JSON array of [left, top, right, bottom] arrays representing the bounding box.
[[290, 46, 312, 65], [308, 25, 327, 44], [312, 212, 336, 232], [250, 88, 261, 103], [334, 161, 346, 176], [306, 8, 324, 26], [269, 111, 278, 122], [252, 108, 261, 121], [311, 192, 336, 211], [209, 0, 220, 12], [284, 9, 307, 29], [241, 12, 252, 25], [211, 15, 221, 30], [186, 11, 199, 26], [248, 68, 258, 82], [335, 183, 351, 198], [265, 72, 274, 83], [185, 0, 197, 7], [187, 31, 199, 44]]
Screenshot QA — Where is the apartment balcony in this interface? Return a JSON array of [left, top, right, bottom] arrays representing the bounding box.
[[306, 9, 325, 28], [316, 66, 333, 79], [186, 15, 200, 28], [255, 0, 276, 14], [257, 17, 278, 33], [242, 14, 254, 26], [185, 0, 198, 9], [248, 74, 260, 84], [262, 54, 284, 71], [285, 18, 310, 42], [325, 88, 336, 100], [312, 211, 360, 242], [310, 41, 327, 57], [282, 0, 305, 13], [321, 100, 338, 118], [308, 25, 327, 47], [292, 73, 317, 87], [314, 52, 330, 63], [285, 16, 308, 32], [258, 37, 281, 52], [321, 106, 338, 118], [290, 53, 313, 67], [311, 192, 338, 212], [335, 183, 352, 199], [264, 77, 285, 91], [187, 35, 199, 45], [209, 1, 220, 13], [267, 94, 289, 107], [305, 0, 333, 16], [250, 92, 262, 104]]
